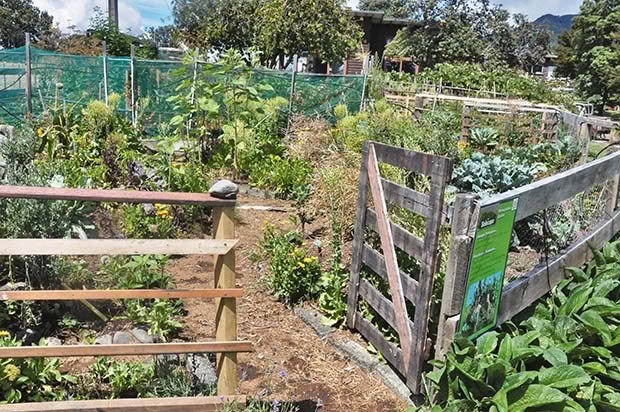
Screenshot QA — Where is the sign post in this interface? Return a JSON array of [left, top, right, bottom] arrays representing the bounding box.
[[458, 198, 518, 339]]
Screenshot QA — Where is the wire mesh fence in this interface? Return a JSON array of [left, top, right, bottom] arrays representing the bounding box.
[[0, 46, 366, 131]]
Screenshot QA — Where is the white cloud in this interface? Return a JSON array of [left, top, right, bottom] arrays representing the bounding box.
[[32, 0, 146, 33]]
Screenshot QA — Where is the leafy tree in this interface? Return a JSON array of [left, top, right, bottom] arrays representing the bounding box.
[[555, 29, 578, 78], [571, 0, 620, 111], [174, 0, 260, 54], [256, 0, 363, 68], [0, 0, 53, 49], [358, 0, 411, 18], [89, 6, 156, 58], [173, 0, 363, 68], [384, 0, 551, 70], [144, 25, 179, 48]]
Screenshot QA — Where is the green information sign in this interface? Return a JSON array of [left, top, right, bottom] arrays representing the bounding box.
[[459, 198, 519, 339]]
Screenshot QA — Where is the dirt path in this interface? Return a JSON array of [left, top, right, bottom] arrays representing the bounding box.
[[167, 195, 407, 412]]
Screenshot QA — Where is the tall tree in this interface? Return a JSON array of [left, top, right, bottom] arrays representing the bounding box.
[[0, 0, 53, 49], [358, 0, 411, 18], [555, 29, 578, 78], [572, 0, 620, 111], [257, 0, 363, 68], [173, 0, 363, 68], [384, 0, 551, 70]]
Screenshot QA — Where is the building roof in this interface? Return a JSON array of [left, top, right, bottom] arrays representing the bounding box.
[[350, 10, 412, 26]]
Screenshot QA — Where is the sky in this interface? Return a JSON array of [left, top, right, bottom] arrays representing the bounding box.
[[33, 0, 583, 34]]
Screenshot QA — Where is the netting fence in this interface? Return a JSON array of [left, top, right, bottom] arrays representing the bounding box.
[[0, 46, 366, 131]]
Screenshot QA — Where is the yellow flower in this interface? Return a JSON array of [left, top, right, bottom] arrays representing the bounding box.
[[154, 203, 172, 220], [457, 140, 468, 152], [297, 262, 305, 269], [4, 364, 20, 382], [311, 256, 318, 261], [303, 257, 313, 264], [36, 127, 44, 137], [0, 330, 9, 338]]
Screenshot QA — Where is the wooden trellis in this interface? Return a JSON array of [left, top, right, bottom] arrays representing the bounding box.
[[346, 141, 453, 394]]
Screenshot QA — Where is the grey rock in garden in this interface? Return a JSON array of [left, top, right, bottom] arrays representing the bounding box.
[[185, 353, 217, 386], [142, 203, 156, 216], [18, 328, 40, 345], [46, 337, 62, 346], [131, 327, 156, 343], [0, 282, 28, 291], [95, 334, 113, 345], [155, 354, 180, 364], [209, 179, 239, 199], [0, 125, 14, 138], [112, 331, 137, 344]]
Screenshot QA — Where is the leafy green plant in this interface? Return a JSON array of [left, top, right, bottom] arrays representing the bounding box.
[[248, 154, 312, 200], [469, 128, 499, 151], [452, 152, 546, 196], [426, 239, 620, 411], [259, 225, 321, 304], [120, 204, 177, 239], [0, 331, 76, 403], [124, 299, 183, 342], [99, 255, 171, 290]]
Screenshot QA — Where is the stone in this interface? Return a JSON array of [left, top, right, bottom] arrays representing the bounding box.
[[185, 353, 217, 386], [131, 327, 156, 344], [0, 282, 28, 291], [46, 337, 62, 346], [155, 354, 181, 364], [18, 328, 40, 345], [112, 331, 137, 344], [95, 334, 113, 345], [142, 203, 156, 216], [209, 180, 239, 200], [0, 125, 14, 138]]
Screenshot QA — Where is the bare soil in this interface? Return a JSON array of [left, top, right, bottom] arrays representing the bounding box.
[[169, 194, 408, 411]]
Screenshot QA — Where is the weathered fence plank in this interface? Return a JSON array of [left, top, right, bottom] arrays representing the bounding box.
[[482, 150, 620, 222], [354, 315, 406, 376], [359, 278, 416, 332], [0, 341, 253, 358], [1, 396, 247, 412], [366, 144, 413, 370], [365, 209, 425, 261], [0, 239, 238, 256], [361, 244, 419, 303], [0, 185, 235, 206], [0, 289, 243, 301]]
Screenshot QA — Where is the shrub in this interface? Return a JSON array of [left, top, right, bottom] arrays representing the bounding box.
[[120, 204, 177, 239], [452, 152, 546, 196], [259, 225, 321, 304], [249, 155, 312, 200], [124, 299, 183, 342], [0, 331, 76, 403], [426, 239, 620, 411]]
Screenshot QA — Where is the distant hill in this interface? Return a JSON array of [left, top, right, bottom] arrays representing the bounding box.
[[534, 14, 577, 39]]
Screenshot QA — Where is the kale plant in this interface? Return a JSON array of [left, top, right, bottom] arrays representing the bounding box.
[[452, 152, 546, 196]]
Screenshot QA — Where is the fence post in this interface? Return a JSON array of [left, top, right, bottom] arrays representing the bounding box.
[[130, 44, 136, 127], [359, 55, 369, 112], [435, 194, 478, 360], [607, 131, 620, 215], [461, 104, 472, 142], [213, 206, 238, 396], [188, 48, 200, 132], [286, 55, 298, 132], [102, 41, 109, 106], [25, 32, 32, 117]]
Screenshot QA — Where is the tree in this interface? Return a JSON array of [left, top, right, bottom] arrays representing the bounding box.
[[384, 0, 551, 70], [173, 0, 363, 68], [256, 0, 363, 68], [0, 0, 53, 49], [358, 0, 411, 18], [555, 29, 578, 78], [571, 0, 620, 111], [144, 25, 179, 48]]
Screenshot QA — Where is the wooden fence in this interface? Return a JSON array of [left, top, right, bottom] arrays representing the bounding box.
[[346, 141, 453, 394], [436, 149, 620, 358], [0, 185, 251, 411]]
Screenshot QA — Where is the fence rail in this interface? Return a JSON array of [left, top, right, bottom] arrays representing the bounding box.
[[0, 185, 249, 410], [436, 148, 620, 357]]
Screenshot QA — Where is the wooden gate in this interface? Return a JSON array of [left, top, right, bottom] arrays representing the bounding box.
[[346, 141, 453, 394], [0, 185, 250, 411]]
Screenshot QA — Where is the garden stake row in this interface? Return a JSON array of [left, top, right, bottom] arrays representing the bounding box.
[[0, 184, 251, 412]]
